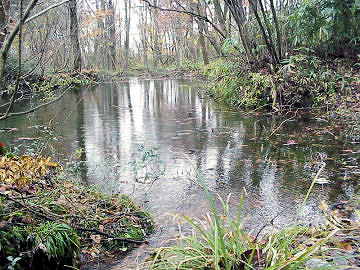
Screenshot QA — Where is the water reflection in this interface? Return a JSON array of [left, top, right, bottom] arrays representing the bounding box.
[[1, 78, 358, 269]]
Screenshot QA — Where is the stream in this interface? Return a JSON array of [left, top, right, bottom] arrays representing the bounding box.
[[1, 78, 359, 269]]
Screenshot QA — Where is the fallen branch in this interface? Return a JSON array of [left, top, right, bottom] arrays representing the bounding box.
[[75, 227, 147, 245], [267, 109, 299, 138], [0, 85, 73, 119]]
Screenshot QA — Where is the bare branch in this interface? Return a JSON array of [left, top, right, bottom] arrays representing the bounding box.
[[0, 85, 73, 120], [142, 0, 226, 39], [25, 0, 71, 24]]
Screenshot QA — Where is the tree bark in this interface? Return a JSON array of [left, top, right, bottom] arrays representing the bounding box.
[[69, 0, 82, 71], [270, 0, 282, 59], [198, 23, 209, 65]]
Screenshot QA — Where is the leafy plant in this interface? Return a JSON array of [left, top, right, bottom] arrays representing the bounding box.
[[129, 144, 165, 184], [150, 168, 349, 270], [30, 222, 80, 260], [286, 0, 360, 55], [6, 256, 21, 270]]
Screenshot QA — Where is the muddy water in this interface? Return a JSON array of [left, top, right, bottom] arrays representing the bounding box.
[[1, 78, 359, 269]]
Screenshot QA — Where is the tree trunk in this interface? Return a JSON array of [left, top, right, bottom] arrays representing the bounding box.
[[212, 0, 227, 36], [139, 4, 148, 68], [107, 0, 116, 70], [198, 21, 209, 65], [69, 0, 82, 71], [124, 0, 130, 69], [0, 0, 38, 85], [270, 0, 282, 59], [0, 0, 9, 50]]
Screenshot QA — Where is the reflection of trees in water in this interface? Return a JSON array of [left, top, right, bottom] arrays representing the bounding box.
[[75, 90, 88, 184], [71, 79, 349, 217]]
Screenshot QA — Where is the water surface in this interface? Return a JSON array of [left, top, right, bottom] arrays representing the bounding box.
[[1, 78, 359, 269]]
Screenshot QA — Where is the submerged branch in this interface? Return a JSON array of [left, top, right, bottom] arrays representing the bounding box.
[[75, 227, 147, 245], [0, 85, 73, 120]]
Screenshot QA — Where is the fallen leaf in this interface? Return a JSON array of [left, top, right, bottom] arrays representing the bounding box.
[[103, 218, 115, 224], [21, 214, 33, 224], [337, 240, 353, 251], [90, 234, 101, 244]]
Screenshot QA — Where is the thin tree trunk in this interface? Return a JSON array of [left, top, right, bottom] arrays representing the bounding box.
[[0, 0, 38, 85], [107, 0, 116, 70], [198, 25, 209, 65], [139, 5, 148, 67], [0, 0, 9, 50], [257, 0, 280, 64], [270, 0, 282, 59], [224, 0, 253, 61], [69, 0, 82, 71], [124, 0, 130, 69], [212, 0, 227, 36], [248, 0, 279, 64]]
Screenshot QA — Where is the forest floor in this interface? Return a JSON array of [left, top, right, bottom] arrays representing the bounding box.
[[0, 155, 153, 270]]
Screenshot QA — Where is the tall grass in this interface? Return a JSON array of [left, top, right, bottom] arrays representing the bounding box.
[[149, 168, 342, 270]]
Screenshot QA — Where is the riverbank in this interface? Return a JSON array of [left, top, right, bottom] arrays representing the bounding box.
[[0, 153, 153, 269], [149, 175, 360, 269], [204, 55, 359, 116], [1, 69, 99, 98]]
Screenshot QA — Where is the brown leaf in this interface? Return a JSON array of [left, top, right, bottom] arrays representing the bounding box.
[[57, 195, 67, 205], [21, 214, 33, 224], [90, 234, 102, 244], [63, 181, 74, 188], [337, 241, 353, 251], [103, 218, 115, 224]]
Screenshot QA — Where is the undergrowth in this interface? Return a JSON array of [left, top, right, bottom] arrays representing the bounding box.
[[0, 155, 153, 269], [205, 55, 360, 111], [149, 169, 360, 269]]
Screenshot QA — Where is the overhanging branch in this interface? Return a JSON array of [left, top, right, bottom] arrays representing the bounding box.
[[0, 85, 73, 120]]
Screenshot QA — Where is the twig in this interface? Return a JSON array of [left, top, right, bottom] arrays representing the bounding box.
[[267, 109, 299, 138], [0, 192, 57, 221], [75, 227, 147, 244], [142, 0, 226, 39], [25, 0, 71, 23], [254, 213, 280, 243]]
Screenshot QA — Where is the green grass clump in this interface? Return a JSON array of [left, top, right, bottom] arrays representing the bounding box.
[[149, 169, 354, 270]]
